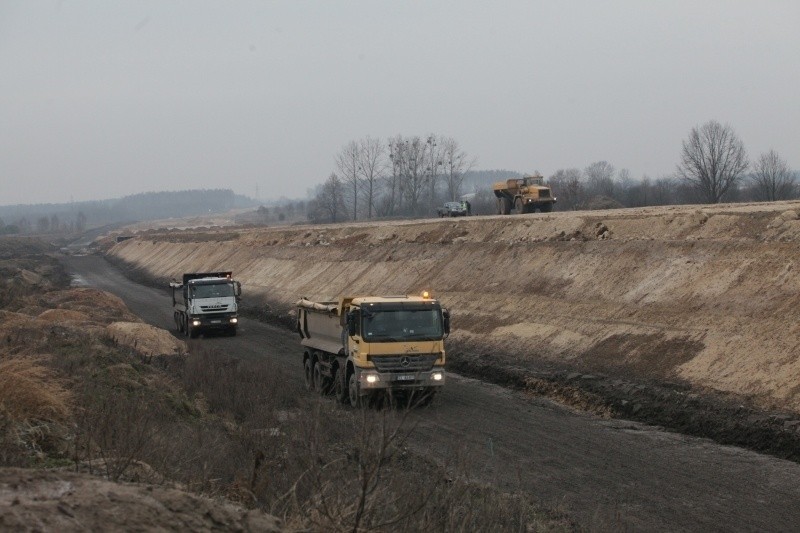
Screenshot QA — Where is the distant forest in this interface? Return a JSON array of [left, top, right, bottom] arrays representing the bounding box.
[[0, 189, 257, 235]]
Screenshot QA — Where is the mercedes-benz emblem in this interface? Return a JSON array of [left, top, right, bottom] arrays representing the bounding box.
[[400, 356, 411, 367]]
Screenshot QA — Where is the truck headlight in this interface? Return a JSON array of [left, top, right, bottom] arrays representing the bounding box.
[[432, 372, 443, 381], [365, 374, 379, 384], [230, 318, 238, 324], [192, 320, 201, 327]]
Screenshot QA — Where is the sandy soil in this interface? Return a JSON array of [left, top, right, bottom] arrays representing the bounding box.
[[107, 200, 800, 415], [0, 468, 281, 532], [106, 322, 186, 357]]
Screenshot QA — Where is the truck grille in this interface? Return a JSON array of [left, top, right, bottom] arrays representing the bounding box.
[[372, 354, 439, 373], [198, 312, 232, 319], [540, 189, 550, 198], [200, 305, 230, 312]]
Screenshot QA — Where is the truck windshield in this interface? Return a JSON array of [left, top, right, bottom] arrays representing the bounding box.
[[362, 309, 443, 342], [191, 283, 234, 299]]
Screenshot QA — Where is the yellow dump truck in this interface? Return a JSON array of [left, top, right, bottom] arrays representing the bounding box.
[[493, 173, 556, 214], [296, 293, 449, 406]]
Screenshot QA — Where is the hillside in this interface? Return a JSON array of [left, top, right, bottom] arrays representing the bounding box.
[[107, 201, 800, 413]]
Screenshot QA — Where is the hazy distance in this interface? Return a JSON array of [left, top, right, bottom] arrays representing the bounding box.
[[1, 1, 798, 206]]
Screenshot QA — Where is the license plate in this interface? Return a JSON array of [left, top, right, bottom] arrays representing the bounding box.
[[396, 375, 415, 381], [210, 320, 221, 324]]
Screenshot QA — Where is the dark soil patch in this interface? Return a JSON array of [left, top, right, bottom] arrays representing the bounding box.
[[447, 339, 800, 464], [585, 333, 705, 377]]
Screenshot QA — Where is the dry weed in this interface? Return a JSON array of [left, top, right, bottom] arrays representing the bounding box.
[[0, 356, 71, 423]]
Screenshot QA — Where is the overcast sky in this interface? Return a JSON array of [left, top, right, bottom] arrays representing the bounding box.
[[1, 1, 798, 205]]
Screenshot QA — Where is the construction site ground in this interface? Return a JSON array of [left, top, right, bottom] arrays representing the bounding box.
[[106, 201, 800, 428]]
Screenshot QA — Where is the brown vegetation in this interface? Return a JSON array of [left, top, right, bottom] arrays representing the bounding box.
[[1, 237, 571, 531]]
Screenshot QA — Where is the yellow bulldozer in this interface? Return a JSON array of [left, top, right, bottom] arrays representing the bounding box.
[[493, 173, 556, 214]]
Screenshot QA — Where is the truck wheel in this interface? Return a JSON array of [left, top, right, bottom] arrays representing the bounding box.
[[501, 197, 512, 215], [334, 367, 348, 403], [348, 372, 362, 408], [189, 326, 199, 339], [515, 198, 524, 214], [313, 361, 329, 395], [303, 357, 314, 391]]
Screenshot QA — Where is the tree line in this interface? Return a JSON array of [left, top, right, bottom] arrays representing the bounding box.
[[303, 123, 796, 223], [307, 134, 475, 223], [0, 189, 258, 235]]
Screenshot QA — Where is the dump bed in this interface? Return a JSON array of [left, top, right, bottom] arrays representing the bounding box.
[[297, 298, 346, 356]]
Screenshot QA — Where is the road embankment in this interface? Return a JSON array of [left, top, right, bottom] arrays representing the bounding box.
[[106, 202, 800, 419]]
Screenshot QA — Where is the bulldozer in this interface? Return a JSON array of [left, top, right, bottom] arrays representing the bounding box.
[[493, 173, 556, 214]]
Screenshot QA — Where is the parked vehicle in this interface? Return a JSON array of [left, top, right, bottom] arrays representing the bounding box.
[[437, 201, 469, 217]]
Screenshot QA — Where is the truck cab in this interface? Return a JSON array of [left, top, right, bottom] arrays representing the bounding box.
[[171, 272, 241, 338]]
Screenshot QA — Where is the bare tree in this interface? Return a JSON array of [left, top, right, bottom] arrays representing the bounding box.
[[385, 136, 407, 216], [749, 149, 796, 201], [335, 141, 361, 220], [677, 120, 749, 204], [357, 136, 384, 219], [315, 173, 346, 223], [440, 137, 475, 201], [584, 161, 616, 198], [425, 134, 443, 212], [385, 135, 428, 215], [403, 136, 429, 215], [548, 168, 584, 210]]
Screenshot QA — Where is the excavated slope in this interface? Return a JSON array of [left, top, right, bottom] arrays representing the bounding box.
[[108, 201, 800, 412]]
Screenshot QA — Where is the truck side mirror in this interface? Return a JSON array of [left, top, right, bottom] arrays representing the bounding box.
[[235, 281, 242, 298], [347, 312, 357, 336], [442, 309, 450, 336]]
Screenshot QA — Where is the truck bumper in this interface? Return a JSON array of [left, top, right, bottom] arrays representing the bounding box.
[[354, 366, 445, 390], [190, 315, 238, 330]]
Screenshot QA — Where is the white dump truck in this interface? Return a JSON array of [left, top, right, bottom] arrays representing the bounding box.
[[297, 293, 450, 406], [170, 271, 241, 338]]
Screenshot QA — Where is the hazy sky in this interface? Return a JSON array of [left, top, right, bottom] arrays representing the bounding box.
[[1, 1, 798, 205]]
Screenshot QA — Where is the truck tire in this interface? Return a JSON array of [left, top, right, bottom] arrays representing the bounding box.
[[334, 366, 348, 403], [348, 372, 362, 408], [500, 197, 512, 215], [515, 197, 524, 214], [303, 357, 314, 391], [313, 361, 329, 395]]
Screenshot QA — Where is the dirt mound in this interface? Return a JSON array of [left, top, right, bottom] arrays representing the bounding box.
[[36, 309, 89, 323], [0, 468, 282, 532], [107, 322, 186, 357], [108, 200, 800, 413], [36, 288, 139, 323]]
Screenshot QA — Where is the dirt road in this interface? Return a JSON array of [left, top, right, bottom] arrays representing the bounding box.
[[63, 253, 800, 531]]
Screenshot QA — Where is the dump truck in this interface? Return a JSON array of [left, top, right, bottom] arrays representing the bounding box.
[[493, 173, 556, 214], [297, 293, 450, 406], [170, 271, 241, 338]]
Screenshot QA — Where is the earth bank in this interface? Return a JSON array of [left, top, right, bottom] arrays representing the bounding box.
[[107, 201, 800, 415]]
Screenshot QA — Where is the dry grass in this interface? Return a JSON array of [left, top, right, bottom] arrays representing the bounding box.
[[0, 356, 72, 423]]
